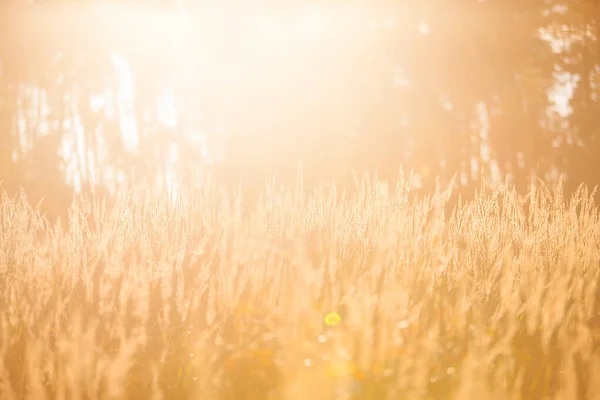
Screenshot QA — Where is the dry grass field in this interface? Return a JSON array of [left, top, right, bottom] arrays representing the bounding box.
[[1, 175, 600, 400]]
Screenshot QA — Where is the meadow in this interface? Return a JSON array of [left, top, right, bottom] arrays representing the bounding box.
[[1, 175, 600, 400]]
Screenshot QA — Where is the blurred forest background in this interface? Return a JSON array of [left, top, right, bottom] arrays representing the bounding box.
[[0, 0, 599, 218]]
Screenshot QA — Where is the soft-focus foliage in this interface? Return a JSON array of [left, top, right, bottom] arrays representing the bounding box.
[[2, 0, 600, 210], [1, 176, 600, 399]]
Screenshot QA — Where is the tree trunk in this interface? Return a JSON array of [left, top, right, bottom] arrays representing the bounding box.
[[0, 83, 17, 192]]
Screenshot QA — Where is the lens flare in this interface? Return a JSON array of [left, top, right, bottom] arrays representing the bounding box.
[[324, 312, 342, 326]]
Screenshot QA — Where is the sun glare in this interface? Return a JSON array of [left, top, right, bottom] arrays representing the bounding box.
[[46, 2, 372, 198], [3, 0, 414, 200]]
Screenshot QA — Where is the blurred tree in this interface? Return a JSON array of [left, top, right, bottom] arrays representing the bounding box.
[[2, 0, 600, 211], [554, 1, 600, 193]]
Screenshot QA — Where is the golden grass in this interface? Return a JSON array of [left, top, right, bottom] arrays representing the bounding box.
[[1, 175, 600, 399]]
